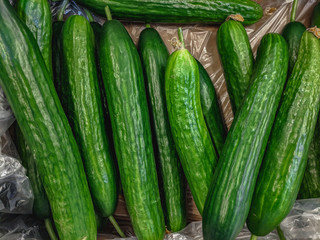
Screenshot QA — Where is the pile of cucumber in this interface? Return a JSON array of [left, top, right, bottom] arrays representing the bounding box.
[[0, 0, 320, 239]]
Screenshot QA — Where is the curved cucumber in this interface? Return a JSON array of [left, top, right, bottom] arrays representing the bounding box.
[[282, 21, 306, 74], [58, 15, 117, 218], [99, 18, 165, 240], [217, 18, 254, 113], [165, 30, 218, 214], [16, 0, 52, 76], [247, 30, 320, 236], [0, 1, 96, 239], [75, 0, 263, 25], [203, 33, 289, 240], [138, 27, 186, 232], [197, 60, 226, 156]]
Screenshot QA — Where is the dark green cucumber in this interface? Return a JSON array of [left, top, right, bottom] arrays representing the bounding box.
[[197, 60, 227, 156], [217, 18, 254, 113], [16, 0, 52, 76], [282, 22, 306, 74], [99, 16, 165, 239], [58, 15, 117, 219], [299, 115, 320, 199], [203, 33, 289, 240], [311, 3, 320, 27], [75, 0, 263, 25], [52, 21, 64, 89], [0, 1, 96, 239], [13, 123, 50, 220], [165, 29, 218, 214], [138, 27, 186, 232], [247, 30, 320, 236]]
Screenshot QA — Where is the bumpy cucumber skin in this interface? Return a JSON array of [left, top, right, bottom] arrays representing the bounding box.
[[282, 21, 306, 74], [13, 123, 50, 219], [58, 15, 117, 218], [138, 27, 186, 232], [165, 48, 218, 215], [197, 60, 226, 156], [99, 20, 165, 240], [247, 31, 320, 236], [299, 114, 320, 199], [217, 19, 254, 113], [75, 0, 263, 25], [203, 34, 289, 240], [16, 0, 52, 76], [0, 1, 96, 239], [311, 3, 320, 27]]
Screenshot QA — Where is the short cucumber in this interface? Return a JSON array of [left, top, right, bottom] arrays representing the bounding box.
[[165, 29, 218, 214], [247, 29, 320, 236], [197, 60, 227, 156], [203, 33, 289, 240], [138, 26, 187, 232], [16, 0, 52, 76], [99, 11, 165, 240], [217, 17, 254, 113], [58, 15, 118, 219], [0, 1, 96, 239]]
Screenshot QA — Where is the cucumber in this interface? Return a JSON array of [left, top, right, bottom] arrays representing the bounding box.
[[311, 2, 320, 27], [166, 29, 218, 214], [99, 11, 165, 240], [75, 0, 263, 25], [58, 15, 118, 219], [16, 0, 52, 76], [0, 1, 96, 239], [197, 60, 227, 156], [203, 33, 289, 240], [138, 26, 186, 232], [217, 17, 254, 113], [247, 29, 320, 236], [282, 22, 306, 75]]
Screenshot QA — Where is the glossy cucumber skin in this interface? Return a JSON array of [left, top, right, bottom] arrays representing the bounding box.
[[99, 20, 165, 240], [75, 0, 263, 25], [165, 48, 218, 214], [197, 60, 227, 156], [311, 3, 320, 27], [247, 31, 320, 236], [217, 19, 254, 113], [58, 15, 117, 217], [203, 34, 289, 240], [13, 123, 50, 219], [299, 115, 320, 199], [0, 1, 96, 239], [16, 0, 52, 76], [138, 27, 186, 232], [282, 21, 306, 74]]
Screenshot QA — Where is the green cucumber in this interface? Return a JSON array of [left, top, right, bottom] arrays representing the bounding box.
[[58, 15, 118, 220], [16, 0, 52, 76], [203, 33, 289, 240], [0, 1, 96, 239], [166, 29, 218, 214], [75, 0, 263, 25], [197, 60, 227, 156], [217, 16, 254, 113], [247, 30, 320, 236], [138, 26, 186, 232], [311, 2, 320, 27], [99, 10, 165, 240]]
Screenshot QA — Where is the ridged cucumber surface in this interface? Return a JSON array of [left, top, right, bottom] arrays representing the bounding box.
[[99, 19, 165, 240], [138, 27, 186, 232], [203, 33, 289, 240], [165, 38, 218, 214], [0, 1, 96, 239], [58, 15, 117, 218], [247, 30, 320, 236]]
